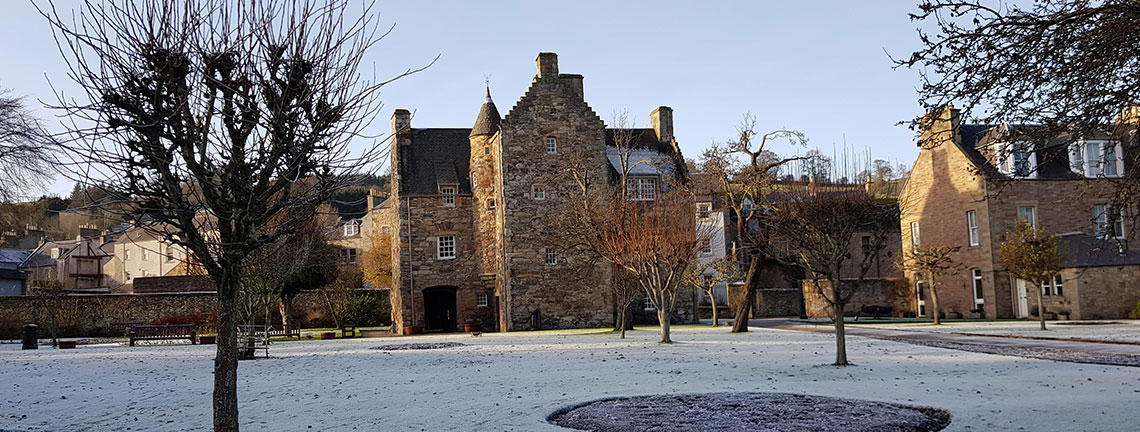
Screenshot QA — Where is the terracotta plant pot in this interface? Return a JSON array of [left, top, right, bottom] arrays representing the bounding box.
[[58, 341, 77, 349], [463, 324, 482, 333], [320, 331, 336, 339], [402, 326, 422, 335], [199, 336, 216, 344]]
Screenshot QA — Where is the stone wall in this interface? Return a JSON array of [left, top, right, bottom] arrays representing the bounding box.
[[132, 275, 213, 293], [802, 278, 912, 318], [0, 289, 389, 339]]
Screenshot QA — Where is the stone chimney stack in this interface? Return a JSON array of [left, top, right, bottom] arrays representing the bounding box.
[[918, 104, 960, 149], [537, 52, 558, 78], [651, 106, 674, 143], [391, 109, 411, 141], [366, 187, 380, 210]]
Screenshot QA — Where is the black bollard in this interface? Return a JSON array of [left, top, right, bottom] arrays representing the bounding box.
[[22, 324, 38, 350]]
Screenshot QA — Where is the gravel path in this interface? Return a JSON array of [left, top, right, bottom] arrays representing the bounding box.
[[548, 392, 951, 432], [872, 337, 1140, 367]]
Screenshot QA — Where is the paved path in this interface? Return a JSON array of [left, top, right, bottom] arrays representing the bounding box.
[[748, 318, 1140, 367]]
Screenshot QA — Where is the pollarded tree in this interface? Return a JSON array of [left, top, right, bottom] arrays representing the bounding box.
[[700, 114, 808, 333], [767, 188, 898, 366], [38, 1, 430, 430], [896, 245, 963, 325], [999, 221, 1065, 331]]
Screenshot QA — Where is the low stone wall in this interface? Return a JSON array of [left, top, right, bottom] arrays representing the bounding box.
[[0, 289, 390, 339], [132, 275, 214, 293], [802, 278, 912, 318]]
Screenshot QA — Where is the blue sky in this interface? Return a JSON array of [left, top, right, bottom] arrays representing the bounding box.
[[0, 1, 931, 197]]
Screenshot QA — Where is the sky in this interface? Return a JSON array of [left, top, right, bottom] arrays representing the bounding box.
[[0, 1, 933, 198]]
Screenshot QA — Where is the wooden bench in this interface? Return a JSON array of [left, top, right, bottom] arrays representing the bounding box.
[[128, 324, 198, 346], [340, 324, 358, 338], [266, 325, 302, 340], [237, 325, 270, 359]]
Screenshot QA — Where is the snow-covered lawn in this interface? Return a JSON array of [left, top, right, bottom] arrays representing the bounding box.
[[2, 325, 1138, 431], [846, 319, 1140, 343]]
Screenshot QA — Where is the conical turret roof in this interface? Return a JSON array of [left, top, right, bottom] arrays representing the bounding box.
[[470, 87, 501, 137]]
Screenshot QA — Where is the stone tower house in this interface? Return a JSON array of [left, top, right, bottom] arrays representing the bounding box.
[[379, 53, 687, 334]]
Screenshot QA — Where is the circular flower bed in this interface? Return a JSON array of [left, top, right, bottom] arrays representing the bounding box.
[[548, 392, 950, 432]]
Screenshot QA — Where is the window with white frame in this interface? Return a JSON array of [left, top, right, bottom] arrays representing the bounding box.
[[915, 274, 926, 316], [343, 221, 359, 236], [910, 221, 921, 250], [700, 237, 712, 255], [532, 184, 546, 200], [626, 177, 657, 201], [1070, 140, 1125, 178], [471, 172, 477, 187], [1093, 204, 1124, 239], [696, 202, 712, 219], [1017, 206, 1036, 229], [141, 248, 149, 261], [437, 235, 456, 260], [997, 141, 1036, 178], [545, 137, 557, 154], [124, 249, 131, 261], [972, 268, 984, 307], [476, 293, 489, 307], [1041, 274, 1063, 296], [966, 210, 979, 246], [440, 185, 457, 206], [545, 247, 557, 265], [50, 248, 61, 259], [642, 297, 655, 310], [165, 245, 175, 262]]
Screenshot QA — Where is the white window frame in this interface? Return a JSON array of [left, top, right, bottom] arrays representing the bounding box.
[[476, 293, 489, 307], [343, 221, 359, 237], [440, 185, 457, 207], [532, 185, 546, 201], [141, 248, 149, 261], [165, 245, 175, 262], [627, 177, 658, 201], [642, 297, 655, 310], [437, 235, 456, 260], [124, 249, 131, 261], [1041, 274, 1063, 296], [696, 203, 712, 220], [998, 141, 1037, 178], [545, 137, 557, 154], [910, 221, 921, 251], [971, 268, 984, 307], [966, 210, 979, 247], [545, 247, 557, 266], [700, 237, 712, 255], [1093, 205, 1124, 239], [1071, 140, 1125, 178], [1017, 206, 1036, 230]]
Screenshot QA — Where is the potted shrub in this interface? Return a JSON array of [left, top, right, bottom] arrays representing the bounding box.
[[402, 325, 422, 335], [463, 318, 482, 333]]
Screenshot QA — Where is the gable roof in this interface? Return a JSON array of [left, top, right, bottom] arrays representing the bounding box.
[[1060, 232, 1140, 268], [956, 124, 1133, 180]]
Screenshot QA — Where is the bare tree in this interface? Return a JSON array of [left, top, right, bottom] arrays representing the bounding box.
[[700, 114, 807, 333], [38, 1, 430, 429], [0, 88, 54, 202], [896, 245, 963, 325], [768, 189, 897, 365], [999, 221, 1065, 331], [802, 149, 832, 182], [683, 254, 739, 327]]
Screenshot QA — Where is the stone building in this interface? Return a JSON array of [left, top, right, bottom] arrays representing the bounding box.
[[899, 105, 1139, 319], [376, 53, 688, 333]]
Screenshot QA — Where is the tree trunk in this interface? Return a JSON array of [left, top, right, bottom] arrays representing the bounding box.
[[1036, 282, 1047, 331], [708, 288, 719, 327], [929, 274, 941, 325], [833, 301, 848, 366], [731, 255, 761, 333], [657, 307, 671, 343], [277, 297, 291, 328], [619, 306, 628, 339], [214, 274, 240, 432]]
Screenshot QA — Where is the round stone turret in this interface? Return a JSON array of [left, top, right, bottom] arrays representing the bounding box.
[[470, 87, 501, 137]]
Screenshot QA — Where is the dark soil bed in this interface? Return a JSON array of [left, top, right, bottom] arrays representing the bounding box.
[[548, 392, 950, 432], [370, 342, 466, 351]]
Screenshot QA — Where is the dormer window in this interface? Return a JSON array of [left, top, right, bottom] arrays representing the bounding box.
[[1070, 140, 1124, 178], [997, 141, 1036, 178], [440, 185, 457, 206], [343, 221, 359, 237], [696, 203, 712, 219], [545, 137, 558, 154], [626, 177, 657, 201]]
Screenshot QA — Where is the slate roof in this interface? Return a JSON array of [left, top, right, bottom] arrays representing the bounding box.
[[470, 90, 501, 137], [397, 128, 473, 196], [1060, 232, 1140, 268], [956, 124, 1132, 180], [605, 128, 688, 182]]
